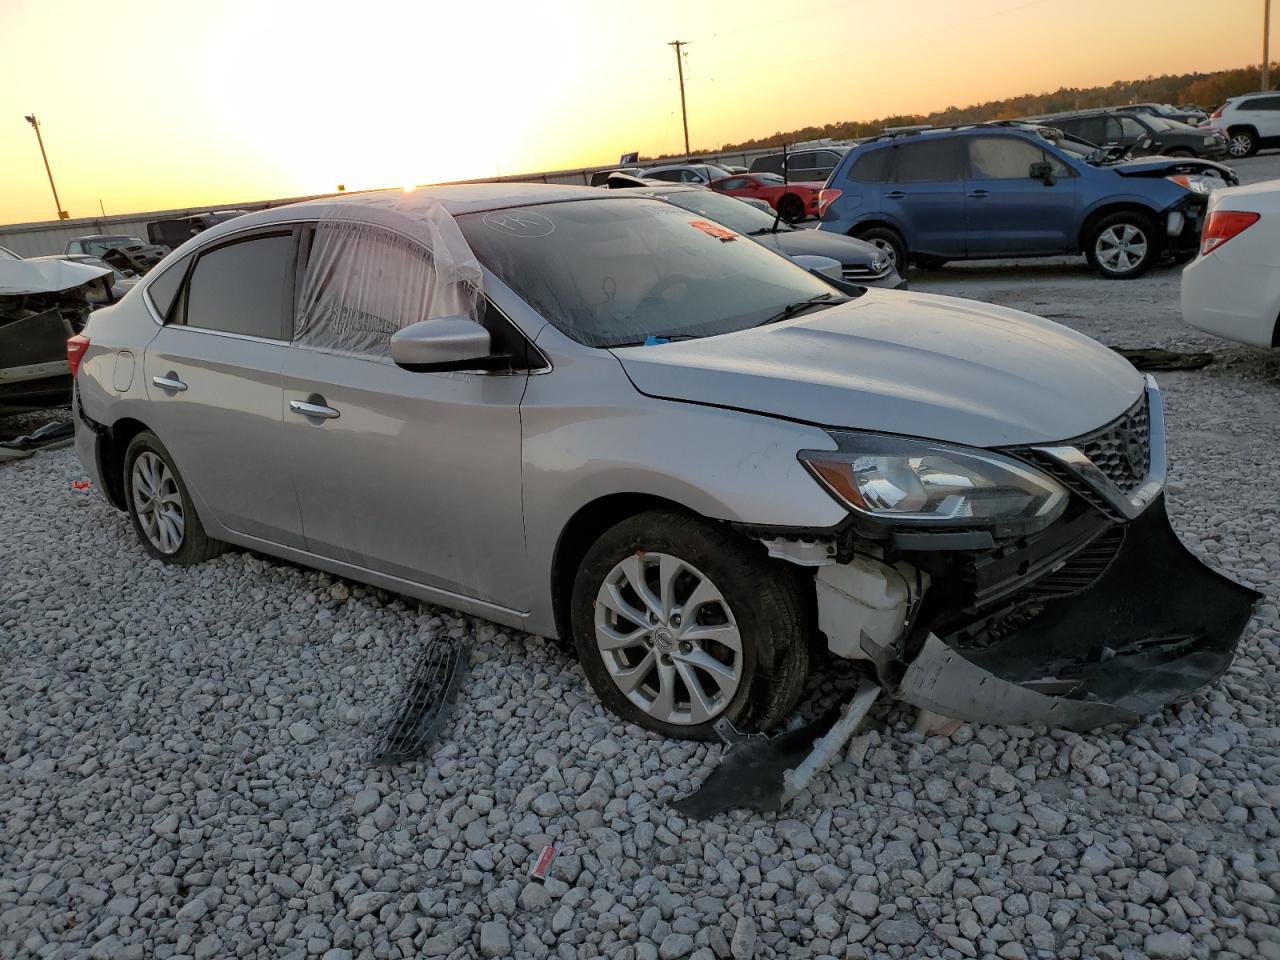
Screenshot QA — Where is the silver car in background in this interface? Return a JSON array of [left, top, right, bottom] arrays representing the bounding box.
[[71, 184, 1255, 739]]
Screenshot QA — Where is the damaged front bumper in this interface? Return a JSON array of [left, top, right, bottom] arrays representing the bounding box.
[[809, 377, 1258, 731], [897, 497, 1258, 730]]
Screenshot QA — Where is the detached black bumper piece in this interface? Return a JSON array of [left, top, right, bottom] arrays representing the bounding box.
[[899, 498, 1258, 731]]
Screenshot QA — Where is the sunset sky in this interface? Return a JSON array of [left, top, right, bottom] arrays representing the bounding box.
[[0, 0, 1269, 225]]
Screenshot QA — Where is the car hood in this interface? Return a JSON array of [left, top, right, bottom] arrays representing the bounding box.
[[753, 228, 879, 266], [613, 290, 1144, 448], [0, 258, 111, 296], [1108, 156, 1236, 182]]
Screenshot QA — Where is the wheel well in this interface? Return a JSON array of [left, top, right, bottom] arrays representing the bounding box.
[[1227, 124, 1258, 138], [549, 493, 694, 646], [99, 417, 149, 510], [848, 219, 902, 241], [1078, 203, 1160, 251]]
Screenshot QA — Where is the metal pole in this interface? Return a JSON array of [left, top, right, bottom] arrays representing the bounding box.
[[669, 41, 691, 158], [1264, 0, 1272, 90], [24, 114, 67, 220]]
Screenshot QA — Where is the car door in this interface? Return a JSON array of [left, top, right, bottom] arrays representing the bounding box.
[[964, 135, 1078, 256], [279, 221, 530, 609], [141, 227, 305, 547], [882, 137, 968, 256]]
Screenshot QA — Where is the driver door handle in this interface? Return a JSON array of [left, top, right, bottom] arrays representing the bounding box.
[[290, 399, 340, 420], [969, 190, 990, 198], [886, 190, 906, 199], [152, 374, 187, 392]]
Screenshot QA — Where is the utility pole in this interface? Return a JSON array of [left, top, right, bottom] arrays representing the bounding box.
[[668, 40, 691, 158], [23, 114, 68, 220], [1264, 0, 1272, 90]]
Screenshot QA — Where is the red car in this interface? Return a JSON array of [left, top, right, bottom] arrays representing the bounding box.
[[709, 173, 824, 223]]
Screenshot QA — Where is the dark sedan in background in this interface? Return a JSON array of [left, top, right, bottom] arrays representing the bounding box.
[[626, 183, 904, 288], [1032, 110, 1229, 160]]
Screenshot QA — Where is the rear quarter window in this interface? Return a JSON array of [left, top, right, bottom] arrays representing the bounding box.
[[847, 148, 893, 183]]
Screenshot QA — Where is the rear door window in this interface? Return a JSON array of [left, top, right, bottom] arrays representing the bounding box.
[[892, 138, 965, 182], [1242, 96, 1280, 110], [145, 253, 194, 320], [180, 232, 294, 339]]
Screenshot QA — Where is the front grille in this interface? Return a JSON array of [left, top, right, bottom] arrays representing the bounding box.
[[842, 264, 886, 280], [1074, 394, 1150, 495]]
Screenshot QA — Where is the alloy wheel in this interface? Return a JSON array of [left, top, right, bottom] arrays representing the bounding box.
[[593, 551, 743, 726], [131, 451, 185, 554], [1095, 224, 1148, 275], [1228, 133, 1252, 158], [869, 238, 897, 266]]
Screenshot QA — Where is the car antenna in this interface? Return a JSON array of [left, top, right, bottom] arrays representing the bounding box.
[[771, 142, 787, 233]]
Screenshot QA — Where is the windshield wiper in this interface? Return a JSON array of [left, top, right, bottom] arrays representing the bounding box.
[[609, 333, 703, 348], [756, 293, 844, 327]]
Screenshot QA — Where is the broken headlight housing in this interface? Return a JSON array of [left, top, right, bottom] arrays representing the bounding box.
[[799, 433, 1068, 537]]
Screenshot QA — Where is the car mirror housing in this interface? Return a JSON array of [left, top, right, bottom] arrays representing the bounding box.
[[1029, 161, 1056, 186], [390, 316, 502, 372]]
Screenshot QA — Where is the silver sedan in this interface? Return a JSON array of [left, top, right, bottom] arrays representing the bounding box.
[[72, 184, 1255, 739]]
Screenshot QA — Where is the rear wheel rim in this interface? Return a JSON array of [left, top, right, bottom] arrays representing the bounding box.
[[1229, 134, 1252, 157], [131, 451, 184, 554], [1095, 224, 1148, 274], [869, 237, 898, 266], [593, 551, 743, 726]]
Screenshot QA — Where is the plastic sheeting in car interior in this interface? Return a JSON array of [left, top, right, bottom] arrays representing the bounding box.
[[293, 198, 484, 359]]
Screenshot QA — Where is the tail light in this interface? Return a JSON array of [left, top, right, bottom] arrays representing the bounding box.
[[1210, 107, 1223, 120], [818, 188, 842, 216], [1201, 210, 1260, 255], [66, 334, 90, 377]]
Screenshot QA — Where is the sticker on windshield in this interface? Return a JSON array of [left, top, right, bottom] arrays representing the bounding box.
[[688, 219, 737, 242], [482, 211, 556, 238]]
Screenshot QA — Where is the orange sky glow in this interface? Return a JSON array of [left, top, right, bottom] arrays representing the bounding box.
[[0, 0, 1269, 225]]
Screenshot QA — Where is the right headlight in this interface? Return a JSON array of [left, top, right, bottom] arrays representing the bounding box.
[[799, 432, 1069, 537]]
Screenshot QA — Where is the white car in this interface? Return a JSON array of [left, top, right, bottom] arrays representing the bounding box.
[[1210, 92, 1280, 158], [1182, 179, 1280, 347]]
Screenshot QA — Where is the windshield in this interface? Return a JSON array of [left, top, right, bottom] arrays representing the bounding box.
[[651, 189, 791, 235], [85, 236, 143, 255], [458, 198, 834, 348]]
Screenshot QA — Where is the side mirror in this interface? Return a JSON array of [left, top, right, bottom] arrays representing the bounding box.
[[790, 254, 843, 281], [390, 316, 505, 372], [1029, 161, 1056, 186]]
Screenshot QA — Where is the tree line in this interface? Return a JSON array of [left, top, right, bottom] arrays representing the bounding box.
[[681, 63, 1277, 157]]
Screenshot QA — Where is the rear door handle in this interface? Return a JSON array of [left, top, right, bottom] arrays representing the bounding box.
[[290, 399, 340, 420], [886, 190, 906, 199], [969, 190, 990, 198], [152, 374, 187, 392]]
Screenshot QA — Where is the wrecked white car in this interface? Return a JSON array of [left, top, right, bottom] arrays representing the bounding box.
[[71, 185, 1256, 750], [2, 257, 113, 413]]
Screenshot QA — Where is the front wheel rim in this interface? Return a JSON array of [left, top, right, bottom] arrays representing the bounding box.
[[1096, 224, 1148, 274], [593, 551, 743, 726], [131, 451, 185, 554]]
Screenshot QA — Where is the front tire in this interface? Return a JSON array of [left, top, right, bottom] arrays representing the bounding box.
[[570, 510, 809, 740], [124, 431, 225, 564], [1087, 212, 1159, 280]]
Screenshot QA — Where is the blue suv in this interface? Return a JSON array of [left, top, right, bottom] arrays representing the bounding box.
[[817, 125, 1235, 279]]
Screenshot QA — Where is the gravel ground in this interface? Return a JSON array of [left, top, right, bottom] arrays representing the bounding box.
[[3, 157, 1280, 960]]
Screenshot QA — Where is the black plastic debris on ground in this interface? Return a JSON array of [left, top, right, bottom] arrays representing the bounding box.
[[370, 635, 467, 766], [1112, 347, 1213, 371], [669, 707, 843, 819], [0, 419, 74, 463]]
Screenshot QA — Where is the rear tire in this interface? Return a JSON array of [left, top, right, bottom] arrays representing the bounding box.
[[1227, 127, 1257, 158], [854, 227, 906, 274], [570, 510, 809, 740], [123, 431, 225, 564], [777, 194, 806, 223], [1086, 211, 1159, 280]]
